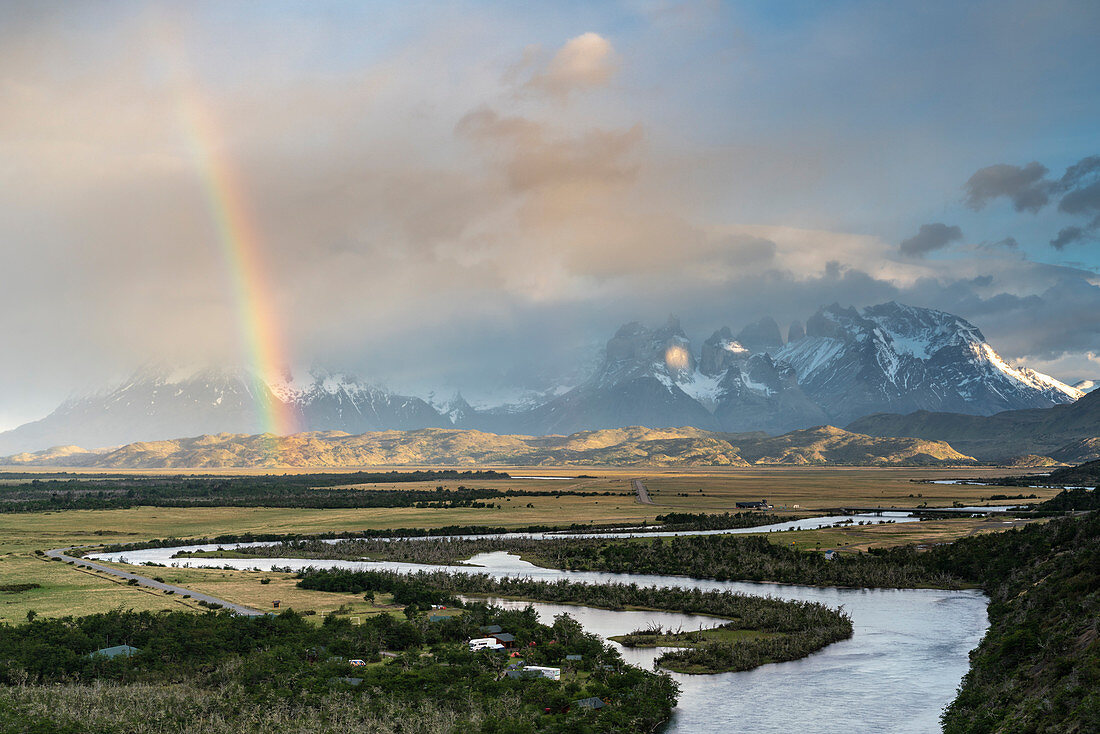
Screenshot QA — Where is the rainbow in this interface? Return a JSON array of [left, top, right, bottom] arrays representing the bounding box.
[[177, 87, 298, 438]]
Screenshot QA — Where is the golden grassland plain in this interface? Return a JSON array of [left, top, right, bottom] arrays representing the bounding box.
[[0, 466, 1060, 624]]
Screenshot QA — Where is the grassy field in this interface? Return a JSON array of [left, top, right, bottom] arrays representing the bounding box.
[[609, 626, 777, 648], [0, 556, 408, 625], [0, 554, 213, 623], [0, 466, 1058, 623]]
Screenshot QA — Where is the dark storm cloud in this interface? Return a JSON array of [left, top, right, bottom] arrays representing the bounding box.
[[964, 155, 1100, 249], [964, 162, 1051, 213], [899, 223, 963, 257], [1050, 226, 1089, 250], [1057, 155, 1100, 191]]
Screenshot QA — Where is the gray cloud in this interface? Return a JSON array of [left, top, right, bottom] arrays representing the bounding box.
[[964, 155, 1100, 249], [1057, 155, 1100, 190], [964, 162, 1051, 212], [1059, 183, 1100, 216], [1051, 226, 1088, 250], [899, 223, 963, 257]]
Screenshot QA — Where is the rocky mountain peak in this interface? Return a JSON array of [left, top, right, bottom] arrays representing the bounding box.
[[699, 326, 751, 376], [788, 320, 805, 343], [736, 316, 784, 354], [602, 316, 695, 382], [805, 303, 864, 340]]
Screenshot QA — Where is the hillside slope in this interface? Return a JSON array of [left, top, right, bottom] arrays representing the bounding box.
[[725, 425, 975, 465], [1, 425, 972, 469]]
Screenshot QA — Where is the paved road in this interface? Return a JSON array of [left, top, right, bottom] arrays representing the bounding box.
[[632, 479, 654, 505], [44, 548, 264, 616]]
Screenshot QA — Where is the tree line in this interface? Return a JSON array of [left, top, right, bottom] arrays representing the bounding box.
[[231, 532, 965, 589], [0, 473, 624, 513]]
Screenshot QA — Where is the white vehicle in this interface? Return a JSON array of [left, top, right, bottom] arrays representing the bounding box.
[[468, 637, 504, 651]]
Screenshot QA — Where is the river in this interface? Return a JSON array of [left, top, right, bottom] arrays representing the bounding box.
[[90, 524, 988, 733]]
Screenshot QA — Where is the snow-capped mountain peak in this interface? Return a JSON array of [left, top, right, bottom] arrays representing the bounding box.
[[775, 302, 1081, 423]]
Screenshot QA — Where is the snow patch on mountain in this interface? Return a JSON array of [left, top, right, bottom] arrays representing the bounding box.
[[677, 371, 726, 408], [975, 344, 1083, 400]]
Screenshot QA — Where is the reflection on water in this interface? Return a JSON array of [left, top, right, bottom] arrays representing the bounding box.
[[90, 546, 987, 733]]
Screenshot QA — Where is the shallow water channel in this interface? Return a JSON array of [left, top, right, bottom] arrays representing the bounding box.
[[90, 516, 987, 733]]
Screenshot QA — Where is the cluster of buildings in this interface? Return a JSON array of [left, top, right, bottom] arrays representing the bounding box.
[[468, 624, 564, 681]]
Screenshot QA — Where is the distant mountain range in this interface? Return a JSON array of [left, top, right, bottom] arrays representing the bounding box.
[[849, 386, 1100, 462], [0, 425, 974, 469], [0, 301, 1084, 456], [0, 367, 447, 457]]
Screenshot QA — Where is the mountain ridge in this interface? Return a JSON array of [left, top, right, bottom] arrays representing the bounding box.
[[848, 388, 1100, 461], [1, 425, 974, 469]]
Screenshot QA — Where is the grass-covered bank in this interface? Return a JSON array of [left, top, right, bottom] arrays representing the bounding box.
[[611, 621, 853, 675]]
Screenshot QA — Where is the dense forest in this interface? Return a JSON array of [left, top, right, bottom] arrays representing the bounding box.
[[1032, 487, 1100, 512], [988, 460, 1100, 492], [938, 511, 1099, 732], [0, 593, 677, 732]]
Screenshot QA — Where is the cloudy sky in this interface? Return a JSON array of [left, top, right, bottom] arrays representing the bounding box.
[[2, 0, 1099, 429]]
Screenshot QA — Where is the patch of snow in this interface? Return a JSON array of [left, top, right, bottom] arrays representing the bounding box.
[[678, 370, 725, 407], [886, 335, 932, 360], [740, 372, 774, 396], [976, 344, 1083, 400], [720, 339, 749, 354], [774, 337, 846, 381]]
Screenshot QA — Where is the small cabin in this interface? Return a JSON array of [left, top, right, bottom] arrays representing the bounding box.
[[736, 499, 770, 510], [573, 697, 606, 710], [507, 665, 560, 681], [492, 632, 517, 649], [524, 665, 560, 681]]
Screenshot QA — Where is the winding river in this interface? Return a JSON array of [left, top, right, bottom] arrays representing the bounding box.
[[89, 514, 987, 733]]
